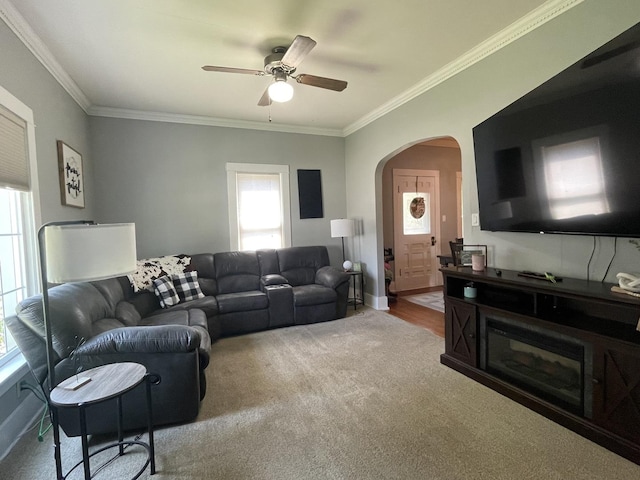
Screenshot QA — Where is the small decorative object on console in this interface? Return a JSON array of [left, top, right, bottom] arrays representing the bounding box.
[[463, 282, 477, 299], [343, 260, 353, 271]]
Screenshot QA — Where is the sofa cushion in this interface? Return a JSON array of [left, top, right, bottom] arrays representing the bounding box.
[[160, 296, 219, 319], [124, 291, 160, 318], [216, 291, 268, 314], [139, 308, 208, 331], [189, 254, 216, 278], [153, 276, 180, 308], [277, 246, 331, 286], [138, 309, 211, 352], [173, 272, 205, 302], [292, 284, 337, 307], [214, 251, 261, 293], [15, 283, 112, 361], [115, 301, 142, 327], [90, 278, 127, 312]]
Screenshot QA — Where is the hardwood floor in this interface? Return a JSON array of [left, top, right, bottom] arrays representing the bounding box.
[[387, 288, 445, 338]]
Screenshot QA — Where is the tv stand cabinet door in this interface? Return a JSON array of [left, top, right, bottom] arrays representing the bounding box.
[[444, 297, 477, 367], [592, 340, 640, 446]]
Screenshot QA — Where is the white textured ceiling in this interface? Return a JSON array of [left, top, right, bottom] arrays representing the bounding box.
[[3, 0, 571, 135]]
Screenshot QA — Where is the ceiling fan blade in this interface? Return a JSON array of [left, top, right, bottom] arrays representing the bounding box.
[[202, 65, 265, 76], [281, 35, 316, 69], [295, 74, 347, 92], [258, 87, 271, 107]]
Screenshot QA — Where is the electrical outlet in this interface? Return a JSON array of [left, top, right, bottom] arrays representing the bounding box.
[[471, 213, 480, 227]]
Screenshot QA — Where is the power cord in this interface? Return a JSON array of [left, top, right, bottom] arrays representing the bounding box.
[[586, 236, 596, 282], [602, 237, 618, 283], [17, 381, 52, 441]]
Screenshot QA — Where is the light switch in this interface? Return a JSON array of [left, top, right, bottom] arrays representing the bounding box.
[[471, 213, 479, 226]]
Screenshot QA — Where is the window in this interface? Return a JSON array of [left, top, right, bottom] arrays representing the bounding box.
[[541, 136, 610, 220], [0, 87, 40, 368], [226, 163, 291, 251]]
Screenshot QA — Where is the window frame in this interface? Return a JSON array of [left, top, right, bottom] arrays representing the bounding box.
[[0, 85, 41, 371], [226, 163, 291, 251]]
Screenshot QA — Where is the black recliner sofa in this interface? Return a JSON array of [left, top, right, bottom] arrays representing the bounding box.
[[7, 245, 350, 436]]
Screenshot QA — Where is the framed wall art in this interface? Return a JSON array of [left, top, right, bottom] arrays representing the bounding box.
[[458, 244, 487, 267], [57, 140, 84, 208]]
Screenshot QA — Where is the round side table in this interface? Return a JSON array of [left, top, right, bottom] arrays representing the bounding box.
[[50, 362, 156, 479]]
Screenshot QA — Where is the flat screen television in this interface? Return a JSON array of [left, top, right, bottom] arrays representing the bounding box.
[[473, 22, 640, 237]]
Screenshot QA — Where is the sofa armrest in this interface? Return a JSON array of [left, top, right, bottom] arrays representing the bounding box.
[[315, 266, 350, 290], [76, 325, 202, 355]]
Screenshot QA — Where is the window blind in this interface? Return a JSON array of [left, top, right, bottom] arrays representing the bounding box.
[[0, 104, 29, 191], [236, 172, 284, 251]]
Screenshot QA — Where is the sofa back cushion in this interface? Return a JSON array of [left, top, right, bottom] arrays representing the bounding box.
[[257, 249, 280, 276], [91, 277, 127, 311], [189, 253, 217, 296], [214, 251, 260, 293], [15, 282, 117, 362], [277, 246, 331, 287]]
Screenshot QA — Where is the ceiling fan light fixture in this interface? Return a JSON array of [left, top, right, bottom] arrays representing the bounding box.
[[268, 77, 294, 103]]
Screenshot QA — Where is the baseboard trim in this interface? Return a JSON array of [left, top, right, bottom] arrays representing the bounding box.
[[366, 293, 389, 310], [0, 393, 43, 462]]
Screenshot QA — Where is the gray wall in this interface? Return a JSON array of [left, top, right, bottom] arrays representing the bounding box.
[[0, 19, 93, 457], [0, 20, 94, 223], [89, 117, 348, 265], [345, 0, 640, 304]]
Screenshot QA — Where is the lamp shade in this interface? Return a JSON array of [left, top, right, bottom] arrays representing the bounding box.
[[45, 223, 136, 282], [330, 219, 354, 238]]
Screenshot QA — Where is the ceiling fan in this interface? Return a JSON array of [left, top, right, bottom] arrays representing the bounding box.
[[202, 35, 348, 106]]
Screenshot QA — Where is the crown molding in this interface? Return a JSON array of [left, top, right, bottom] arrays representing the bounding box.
[[0, 0, 91, 111], [86, 106, 344, 137], [2, 0, 582, 138], [342, 0, 584, 136]]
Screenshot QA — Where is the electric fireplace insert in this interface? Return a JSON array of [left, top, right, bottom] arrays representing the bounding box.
[[479, 313, 593, 417]]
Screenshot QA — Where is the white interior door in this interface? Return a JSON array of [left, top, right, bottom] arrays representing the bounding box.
[[393, 169, 440, 291]]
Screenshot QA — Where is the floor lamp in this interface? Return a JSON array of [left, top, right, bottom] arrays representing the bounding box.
[[330, 219, 354, 267], [38, 221, 137, 479]]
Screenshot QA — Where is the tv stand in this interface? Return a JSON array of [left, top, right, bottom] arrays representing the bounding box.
[[440, 266, 640, 465]]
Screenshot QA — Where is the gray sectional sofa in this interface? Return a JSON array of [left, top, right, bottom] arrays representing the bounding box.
[[7, 245, 350, 436]]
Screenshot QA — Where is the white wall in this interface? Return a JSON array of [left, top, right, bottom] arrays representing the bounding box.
[[345, 0, 640, 306], [90, 116, 348, 263]]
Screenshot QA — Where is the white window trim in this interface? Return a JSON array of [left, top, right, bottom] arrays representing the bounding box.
[[226, 163, 291, 251], [0, 85, 41, 374]]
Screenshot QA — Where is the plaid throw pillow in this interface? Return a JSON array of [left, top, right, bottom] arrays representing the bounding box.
[[172, 271, 205, 302], [153, 275, 180, 308]]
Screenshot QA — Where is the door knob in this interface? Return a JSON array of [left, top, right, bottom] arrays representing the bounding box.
[[431, 236, 436, 246]]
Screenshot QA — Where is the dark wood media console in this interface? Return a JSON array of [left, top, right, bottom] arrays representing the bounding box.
[[440, 266, 640, 465]]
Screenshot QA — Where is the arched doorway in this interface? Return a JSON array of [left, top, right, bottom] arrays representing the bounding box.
[[381, 137, 461, 295]]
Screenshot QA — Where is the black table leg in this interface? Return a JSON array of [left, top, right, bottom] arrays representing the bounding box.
[[52, 406, 64, 480], [146, 375, 156, 474], [79, 404, 90, 479]]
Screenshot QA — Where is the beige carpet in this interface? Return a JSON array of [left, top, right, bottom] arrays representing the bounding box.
[[2, 308, 639, 479]]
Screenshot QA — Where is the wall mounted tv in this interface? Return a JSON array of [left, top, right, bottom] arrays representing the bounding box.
[[473, 22, 640, 237]]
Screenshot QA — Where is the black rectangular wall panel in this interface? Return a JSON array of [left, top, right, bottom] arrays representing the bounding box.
[[297, 169, 323, 219]]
